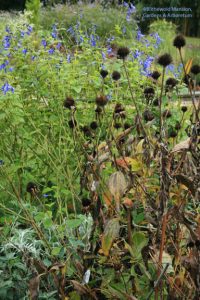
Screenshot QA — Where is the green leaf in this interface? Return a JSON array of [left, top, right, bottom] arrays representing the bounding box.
[[51, 247, 61, 256]]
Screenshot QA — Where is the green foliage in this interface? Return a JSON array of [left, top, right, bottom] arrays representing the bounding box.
[[25, 0, 40, 27]]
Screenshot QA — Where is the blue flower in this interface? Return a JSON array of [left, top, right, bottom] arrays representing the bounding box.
[[51, 31, 57, 39], [67, 26, 74, 36], [107, 46, 112, 54], [141, 56, 154, 76], [101, 51, 106, 60], [41, 39, 47, 48], [1, 82, 14, 94], [48, 48, 55, 54], [20, 31, 25, 37], [133, 49, 142, 59], [0, 160, 4, 165], [90, 34, 96, 47], [3, 35, 11, 49], [0, 60, 9, 71], [5, 26, 11, 33], [136, 30, 144, 41], [31, 55, 36, 61], [79, 36, 84, 43], [67, 54, 71, 63], [22, 48, 28, 55], [27, 25, 33, 33], [56, 42, 62, 49], [43, 194, 49, 198]]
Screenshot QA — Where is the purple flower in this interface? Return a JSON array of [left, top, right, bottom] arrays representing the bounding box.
[[20, 31, 25, 37], [133, 49, 142, 59], [67, 54, 71, 63], [43, 194, 49, 198], [107, 46, 112, 54], [5, 26, 11, 33], [9, 67, 14, 72], [67, 26, 74, 35], [90, 34, 96, 47], [22, 49, 28, 55], [79, 36, 84, 43], [31, 55, 36, 61], [0, 60, 9, 71], [56, 42, 62, 49], [136, 30, 144, 41], [48, 48, 55, 54], [41, 39, 47, 48], [141, 56, 154, 76], [51, 32, 57, 39], [27, 25, 33, 33], [1, 82, 14, 94], [0, 160, 4, 165], [101, 51, 106, 60], [3, 35, 11, 49]]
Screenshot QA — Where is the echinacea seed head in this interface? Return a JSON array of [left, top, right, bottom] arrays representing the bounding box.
[[173, 34, 186, 49], [175, 121, 181, 130], [168, 129, 177, 138], [191, 64, 200, 75], [82, 198, 91, 207], [162, 109, 172, 118], [153, 98, 159, 106], [112, 71, 121, 81], [90, 121, 98, 130], [143, 110, 154, 122], [124, 122, 131, 129], [114, 122, 122, 129], [96, 95, 108, 106], [26, 182, 37, 194], [157, 53, 172, 67], [95, 106, 103, 114], [117, 46, 130, 59], [63, 96, 75, 109], [100, 69, 108, 78], [151, 71, 161, 80], [165, 77, 178, 88], [144, 87, 155, 98], [114, 103, 125, 114], [181, 106, 187, 113]]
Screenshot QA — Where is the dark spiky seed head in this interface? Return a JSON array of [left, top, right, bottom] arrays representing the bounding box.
[[157, 53, 172, 67], [181, 106, 187, 113], [63, 96, 75, 109], [90, 121, 98, 130], [68, 119, 77, 129], [81, 125, 91, 136], [143, 110, 154, 122], [195, 240, 200, 249], [124, 122, 131, 129], [153, 98, 159, 106], [100, 69, 108, 78], [112, 71, 121, 81], [162, 109, 172, 118], [151, 71, 161, 80], [96, 95, 108, 106], [26, 182, 37, 194], [173, 34, 186, 49], [175, 121, 181, 130], [114, 122, 122, 129], [191, 64, 200, 75], [117, 47, 130, 59], [114, 103, 125, 114], [168, 129, 177, 138], [187, 241, 195, 248], [82, 198, 91, 207], [166, 77, 178, 88], [144, 87, 155, 98], [119, 111, 126, 119]]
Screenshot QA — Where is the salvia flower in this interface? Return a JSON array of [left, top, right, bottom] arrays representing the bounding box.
[[48, 48, 55, 55], [173, 34, 186, 49], [1, 82, 14, 94], [157, 53, 172, 67], [112, 71, 121, 81], [117, 47, 130, 60], [136, 30, 145, 41], [191, 64, 200, 75]]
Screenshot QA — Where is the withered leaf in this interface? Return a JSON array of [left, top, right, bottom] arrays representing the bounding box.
[[101, 218, 120, 256], [108, 171, 127, 211], [29, 274, 40, 300]]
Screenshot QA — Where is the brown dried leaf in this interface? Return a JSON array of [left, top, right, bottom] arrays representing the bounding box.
[[108, 171, 127, 211], [29, 274, 40, 300], [171, 138, 191, 153], [101, 218, 120, 256]]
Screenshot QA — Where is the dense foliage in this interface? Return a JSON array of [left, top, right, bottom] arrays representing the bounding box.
[[0, 3, 200, 300]]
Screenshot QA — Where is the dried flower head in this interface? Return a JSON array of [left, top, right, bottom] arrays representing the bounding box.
[[153, 98, 159, 106], [175, 121, 181, 130], [114, 103, 125, 114], [157, 53, 172, 67], [117, 47, 130, 59], [168, 129, 177, 138], [90, 121, 98, 130], [144, 87, 155, 99], [181, 106, 187, 113], [114, 122, 122, 129], [151, 71, 161, 80], [162, 109, 172, 118], [124, 122, 131, 129], [143, 110, 154, 122], [26, 182, 38, 195], [96, 95, 108, 107], [191, 64, 200, 75], [112, 71, 121, 81], [173, 34, 186, 49], [165, 77, 178, 88], [100, 69, 108, 78], [63, 96, 75, 109], [82, 198, 91, 207]]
